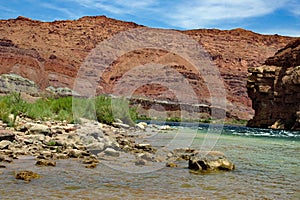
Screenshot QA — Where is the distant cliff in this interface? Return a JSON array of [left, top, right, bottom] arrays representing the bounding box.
[[0, 16, 295, 120], [247, 38, 300, 130]]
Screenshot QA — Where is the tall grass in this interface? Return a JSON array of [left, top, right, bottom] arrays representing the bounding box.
[[0, 93, 138, 126]]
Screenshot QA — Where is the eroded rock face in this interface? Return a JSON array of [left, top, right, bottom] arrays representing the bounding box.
[[0, 16, 295, 120], [0, 74, 40, 96], [247, 38, 300, 130]]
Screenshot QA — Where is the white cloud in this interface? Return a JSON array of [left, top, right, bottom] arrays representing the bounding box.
[[35, 0, 300, 35], [165, 0, 290, 29], [41, 2, 77, 18], [69, 0, 157, 14], [0, 5, 16, 13]]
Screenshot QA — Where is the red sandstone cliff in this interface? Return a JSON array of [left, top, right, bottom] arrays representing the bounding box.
[[0, 16, 295, 120]]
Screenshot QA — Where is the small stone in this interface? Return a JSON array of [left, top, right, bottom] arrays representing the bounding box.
[[66, 149, 83, 158], [112, 122, 130, 129], [135, 123, 146, 130], [138, 152, 154, 161], [159, 125, 172, 130], [0, 140, 12, 149], [135, 143, 155, 152], [166, 162, 178, 168], [55, 153, 69, 159], [104, 148, 120, 157], [86, 142, 105, 152], [0, 164, 6, 168], [85, 163, 97, 168], [15, 170, 41, 182], [35, 159, 56, 167], [135, 159, 147, 166], [0, 155, 12, 163], [82, 157, 99, 164], [28, 123, 50, 135]]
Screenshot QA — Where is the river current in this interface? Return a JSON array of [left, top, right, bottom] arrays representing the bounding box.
[[0, 123, 299, 199]]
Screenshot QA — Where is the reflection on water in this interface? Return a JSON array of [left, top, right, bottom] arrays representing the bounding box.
[[0, 125, 299, 199]]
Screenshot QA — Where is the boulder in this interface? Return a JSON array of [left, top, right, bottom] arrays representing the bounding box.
[[188, 151, 235, 172]]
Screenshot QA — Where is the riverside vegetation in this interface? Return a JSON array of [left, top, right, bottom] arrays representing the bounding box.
[[0, 93, 138, 126], [0, 92, 247, 126]]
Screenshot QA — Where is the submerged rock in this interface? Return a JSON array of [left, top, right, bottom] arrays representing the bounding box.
[[188, 151, 235, 172], [15, 170, 41, 182], [166, 162, 178, 168]]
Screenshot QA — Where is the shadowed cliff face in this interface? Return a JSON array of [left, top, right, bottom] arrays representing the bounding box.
[[247, 38, 300, 130], [0, 16, 295, 120]]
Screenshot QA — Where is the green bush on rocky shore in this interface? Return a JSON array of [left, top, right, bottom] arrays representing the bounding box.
[[0, 93, 138, 126]]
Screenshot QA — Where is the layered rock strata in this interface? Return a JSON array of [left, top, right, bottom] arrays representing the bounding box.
[[0, 16, 295, 120], [247, 39, 300, 130]]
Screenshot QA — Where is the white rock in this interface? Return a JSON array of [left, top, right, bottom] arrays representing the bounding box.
[[112, 122, 130, 129], [8, 114, 14, 122], [135, 123, 146, 130], [159, 125, 173, 130], [86, 142, 105, 151], [27, 123, 50, 135], [0, 140, 12, 149], [104, 148, 120, 157]]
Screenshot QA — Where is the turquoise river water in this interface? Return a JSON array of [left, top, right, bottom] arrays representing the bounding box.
[[0, 124, 299, 199]]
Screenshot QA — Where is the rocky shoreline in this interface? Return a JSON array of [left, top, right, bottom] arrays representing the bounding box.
[[0, 117, 234, 181]]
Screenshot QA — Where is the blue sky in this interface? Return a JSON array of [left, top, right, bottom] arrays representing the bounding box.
[[0, 0, 300, 36]]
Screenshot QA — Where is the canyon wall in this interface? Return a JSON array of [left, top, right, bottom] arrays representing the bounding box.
[[0, 16, 295, 120], [247, 39, 300, 130]]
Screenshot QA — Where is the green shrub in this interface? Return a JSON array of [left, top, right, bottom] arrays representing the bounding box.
[[47, 140, 56, 146], [26, 98, 53, 120]]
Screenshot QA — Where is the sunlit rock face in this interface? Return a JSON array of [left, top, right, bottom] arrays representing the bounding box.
[[247, 38, 300, 130]]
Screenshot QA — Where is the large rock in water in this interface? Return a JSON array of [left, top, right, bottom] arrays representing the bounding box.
[[188, 151, 235, 172], [247, 38, 300, 130], [15, 170, 41, 182]]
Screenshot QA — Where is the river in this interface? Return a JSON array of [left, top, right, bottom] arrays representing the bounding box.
[[0, 123, 299, 199]]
